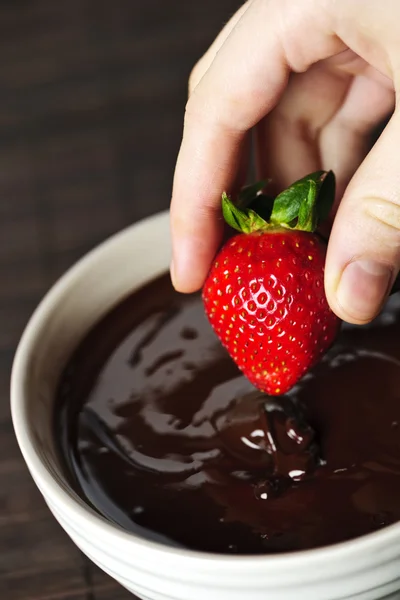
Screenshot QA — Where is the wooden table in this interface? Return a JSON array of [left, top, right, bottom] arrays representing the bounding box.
[[0, 1, 241, 597]]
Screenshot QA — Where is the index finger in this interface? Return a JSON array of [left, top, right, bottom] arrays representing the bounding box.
[[170, 0, 341, 292]]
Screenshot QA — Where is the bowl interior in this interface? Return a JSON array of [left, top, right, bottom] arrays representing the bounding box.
[[12, 212, 172, 509]]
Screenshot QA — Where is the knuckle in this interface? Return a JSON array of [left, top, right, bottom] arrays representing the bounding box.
[[362, 196, 400, 242], [184, 88, 248, 136]]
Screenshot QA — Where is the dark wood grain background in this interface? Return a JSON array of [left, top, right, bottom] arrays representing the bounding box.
[[0, 1, 242, 598]]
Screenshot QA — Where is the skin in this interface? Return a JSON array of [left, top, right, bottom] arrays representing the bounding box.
[[170, 0, 400, 325]]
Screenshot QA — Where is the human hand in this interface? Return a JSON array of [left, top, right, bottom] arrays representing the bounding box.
[[170, 0, 398, 324]]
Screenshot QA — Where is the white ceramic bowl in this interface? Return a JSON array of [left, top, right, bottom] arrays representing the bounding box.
[[10, 211, 400, 600]]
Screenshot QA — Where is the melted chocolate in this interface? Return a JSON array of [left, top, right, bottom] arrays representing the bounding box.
[[55, 275, 400, 554]]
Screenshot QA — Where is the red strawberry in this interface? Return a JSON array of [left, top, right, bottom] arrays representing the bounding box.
[[203, 171, 341, 395]]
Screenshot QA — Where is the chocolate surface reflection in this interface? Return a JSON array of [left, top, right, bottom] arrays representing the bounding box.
[[56, 275, 400, 554]]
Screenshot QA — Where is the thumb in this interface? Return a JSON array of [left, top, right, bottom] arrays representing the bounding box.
[[325, 111, 400, 324]]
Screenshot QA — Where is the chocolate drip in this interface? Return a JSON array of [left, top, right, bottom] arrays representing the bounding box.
[[213, 392, 319, 479]]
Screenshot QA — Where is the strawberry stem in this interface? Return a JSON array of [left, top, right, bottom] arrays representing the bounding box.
[[222, 170, 336, 235]]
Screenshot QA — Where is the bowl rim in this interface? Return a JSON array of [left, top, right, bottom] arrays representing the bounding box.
[[10, 209, 400, 574]]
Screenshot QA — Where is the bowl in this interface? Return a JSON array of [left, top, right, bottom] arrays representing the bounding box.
[[10, 211, 400, 600]]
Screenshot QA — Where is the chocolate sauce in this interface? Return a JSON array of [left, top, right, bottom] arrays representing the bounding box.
[[55, 274, 400, 554]]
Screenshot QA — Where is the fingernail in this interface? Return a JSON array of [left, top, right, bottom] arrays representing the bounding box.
[[337, 259, 392, 322]]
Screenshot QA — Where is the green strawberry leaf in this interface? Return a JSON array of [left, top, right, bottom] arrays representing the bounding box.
[[270, 170, 335, 231], [270, 171, 322, 225], [296, 179, 318, 232], [221, 170, 336, 235], [222, 192, 268, 233], [269, 184, 303, 226]]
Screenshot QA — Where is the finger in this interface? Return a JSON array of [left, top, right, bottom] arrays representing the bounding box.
[[171, 0, 343, 292], [320, 68, 395, 204], [185, 1, 255, 220], [189, 1, 253, 94], [256, 61, 351, 192], [256, 52, 394, 197], [325, 110, 400, 324], [186, 1, 253, 208]]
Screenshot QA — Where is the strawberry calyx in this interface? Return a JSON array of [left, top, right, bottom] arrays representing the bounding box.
[[222, 170, 335, 234]]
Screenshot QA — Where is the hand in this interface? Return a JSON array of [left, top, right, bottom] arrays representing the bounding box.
[[170, 0, 398, 324]]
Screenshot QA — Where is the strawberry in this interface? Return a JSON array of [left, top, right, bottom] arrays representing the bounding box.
[[203, 171, 341, 396]]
